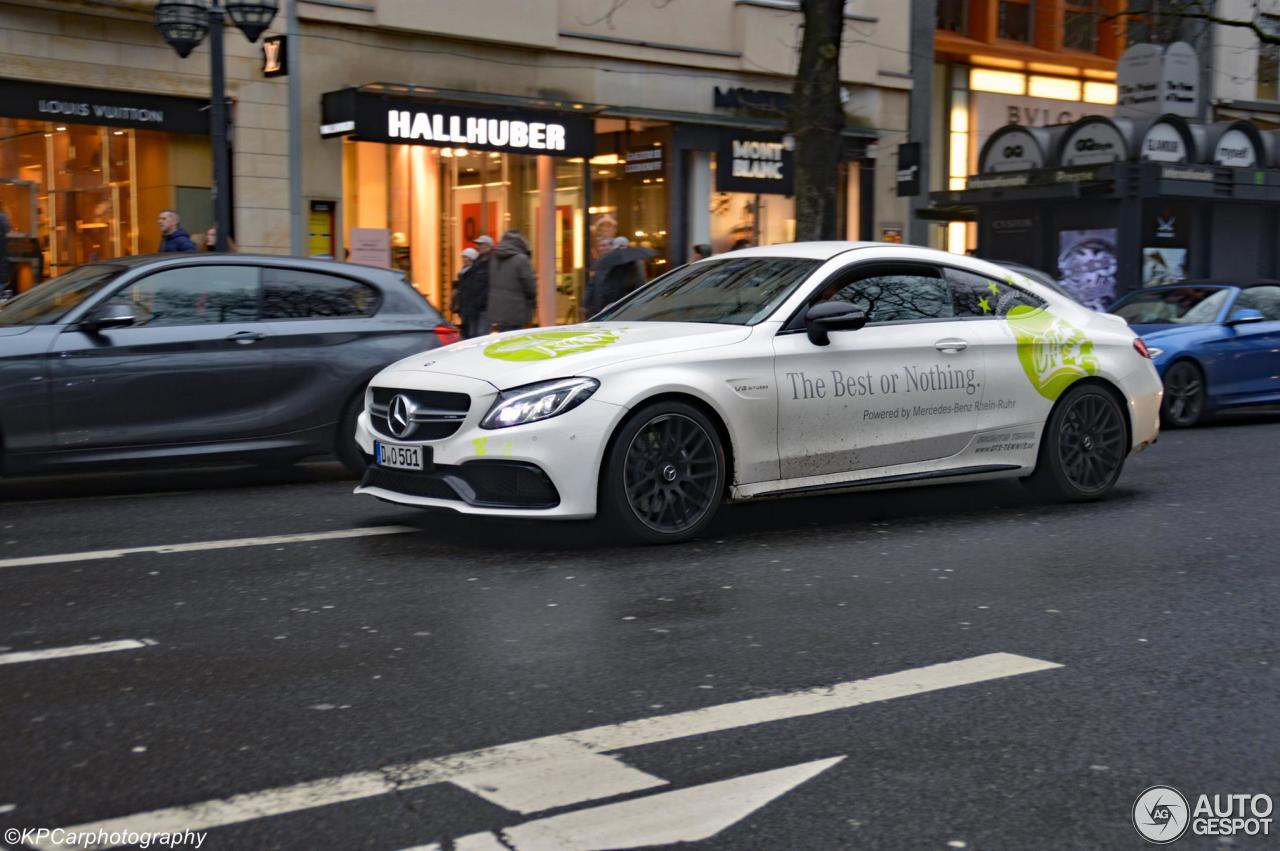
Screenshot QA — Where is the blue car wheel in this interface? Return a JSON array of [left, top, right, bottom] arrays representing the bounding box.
[[1161, 360, 1207, 428]]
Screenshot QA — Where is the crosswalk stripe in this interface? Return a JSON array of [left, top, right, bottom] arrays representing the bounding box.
[[29, 652, 1061, 850], [0, 526, 420, 570]]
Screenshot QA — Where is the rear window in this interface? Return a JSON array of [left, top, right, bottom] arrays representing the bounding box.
[[262, 268, 381, 319]]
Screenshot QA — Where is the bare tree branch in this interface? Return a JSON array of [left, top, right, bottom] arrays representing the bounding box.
[[1106, 1, 1280, 45]]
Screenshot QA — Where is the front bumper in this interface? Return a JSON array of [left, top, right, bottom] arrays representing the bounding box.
[[353, 383, 625, 519]]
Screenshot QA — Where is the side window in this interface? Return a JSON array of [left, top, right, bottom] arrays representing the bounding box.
[[1235, 286, 1280, 320], [946, 267, 1046, 318], [261, 268, 380, 319], [107, 265, 260, 327], [817, 265, 954, 324]]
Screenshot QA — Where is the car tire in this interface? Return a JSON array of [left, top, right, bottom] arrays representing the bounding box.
[[1160, 360, 1207, 428], [598, 400, 726, 545], [1024, 383, 1128, 502], [336, 391, 372, 478]]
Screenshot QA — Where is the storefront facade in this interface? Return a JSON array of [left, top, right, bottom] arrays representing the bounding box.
[[316, 84, 876, 324], [0, 0, 292, 289], [0, 79, 213, 288]]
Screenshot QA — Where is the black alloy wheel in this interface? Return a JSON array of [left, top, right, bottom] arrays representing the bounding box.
[[600, 401, 726, 544], [1024, 384, 1128, 501], [1161, 360, 1207, 428]]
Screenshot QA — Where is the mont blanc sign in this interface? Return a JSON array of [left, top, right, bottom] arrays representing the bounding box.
[[320, 88, 596, 157], [716, 130, 794, 194]]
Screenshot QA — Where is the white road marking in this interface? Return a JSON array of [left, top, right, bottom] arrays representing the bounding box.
[[0, 639, 155, 667], [450, 743, 666, 814], [32, 653, 1061, 850], [0, 526, 419, 570], [453, 756, 846, 851]]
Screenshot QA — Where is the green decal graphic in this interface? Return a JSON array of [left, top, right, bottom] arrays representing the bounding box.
[[483, 329, 620, 362], [1007, 305, 1098, 400], [472, 437, 489, 456]]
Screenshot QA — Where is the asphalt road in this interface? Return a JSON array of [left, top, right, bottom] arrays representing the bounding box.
[[1, 415, 1278, 850]]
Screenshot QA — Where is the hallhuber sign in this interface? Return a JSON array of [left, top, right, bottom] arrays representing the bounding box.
[[320, 88, 595, 158], [716, 130, 794, 194]]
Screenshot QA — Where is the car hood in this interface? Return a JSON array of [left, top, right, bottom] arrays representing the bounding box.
[[0, 325, 34, 338], [395, 322, 753, 390]]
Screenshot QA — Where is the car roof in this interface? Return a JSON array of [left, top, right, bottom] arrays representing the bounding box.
[[86, 253, 402, 278], [713, 241, 992, 266]]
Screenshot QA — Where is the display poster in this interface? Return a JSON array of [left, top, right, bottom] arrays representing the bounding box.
[[1057, 228, 1119, 310], [349, 227, 391, 268]]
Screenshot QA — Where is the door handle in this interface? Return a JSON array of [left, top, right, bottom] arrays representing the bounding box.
[[226, 330, 265, 344], [934, 338, 968, 353]]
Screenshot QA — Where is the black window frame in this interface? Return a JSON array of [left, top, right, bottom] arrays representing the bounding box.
[[259, 265, 384, 321]]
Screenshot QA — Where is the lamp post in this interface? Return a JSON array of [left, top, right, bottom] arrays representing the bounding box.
[[154, 0, 278, 252]]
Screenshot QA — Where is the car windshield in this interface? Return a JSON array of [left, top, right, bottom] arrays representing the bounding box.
[[1109, 287, 1232, 325], [0, 264, 126, 326], [595, 257, 821, 325]]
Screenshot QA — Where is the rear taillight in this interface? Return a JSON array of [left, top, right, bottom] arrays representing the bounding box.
[[433, 323, 461, 346], [1133, 338, 1152, 358]]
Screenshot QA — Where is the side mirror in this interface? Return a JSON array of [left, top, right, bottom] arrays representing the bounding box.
[[1225, 307, 1265, 327], [805, 301, 868, 346], [80, 302, 137, 333]]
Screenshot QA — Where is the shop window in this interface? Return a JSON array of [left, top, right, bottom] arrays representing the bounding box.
[[936, 0, 966, 33], [1259, 15, 1280, 100], [998, 0, 1032, 42], [1064, 1, 1098, 52], [0, 118, 208, 283]]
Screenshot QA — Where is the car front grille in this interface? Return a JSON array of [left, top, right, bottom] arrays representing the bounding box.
[[368, 387, 470, 440], [361, 461, 560, 509]]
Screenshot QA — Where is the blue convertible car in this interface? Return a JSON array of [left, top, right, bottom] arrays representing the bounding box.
[[1109, 281, 1280, 427]]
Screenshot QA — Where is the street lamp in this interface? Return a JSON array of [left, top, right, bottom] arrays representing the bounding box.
[[155, 0, 278, 251]]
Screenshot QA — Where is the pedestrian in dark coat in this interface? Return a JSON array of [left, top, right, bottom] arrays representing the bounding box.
[[487, 230, 536, 331], [453, 247, 491, 338], [157, 209, 197, 253], [585, 237, 647, 316]]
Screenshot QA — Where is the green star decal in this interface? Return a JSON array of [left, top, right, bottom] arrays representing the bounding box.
[[987, 281, 1001, 295], [978, 296, 993, 314]]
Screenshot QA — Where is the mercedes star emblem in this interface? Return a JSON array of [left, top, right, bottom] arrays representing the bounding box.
[[388, 394, 415, 438]]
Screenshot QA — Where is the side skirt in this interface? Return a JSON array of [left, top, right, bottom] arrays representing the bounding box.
[[733, 464, 1023, 501]]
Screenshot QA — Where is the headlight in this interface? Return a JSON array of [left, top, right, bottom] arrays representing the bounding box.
[[480, 377, 599, 429]]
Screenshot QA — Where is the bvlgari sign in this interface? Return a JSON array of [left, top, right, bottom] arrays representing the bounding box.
[[2, 78, 208, 134], [320, 88, 595, 158]]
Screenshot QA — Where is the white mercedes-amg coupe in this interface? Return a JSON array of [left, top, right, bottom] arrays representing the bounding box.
[[355, 243, 1162, 543]]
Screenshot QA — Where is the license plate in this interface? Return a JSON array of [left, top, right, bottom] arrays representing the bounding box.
[[375, 441, 424, 471]]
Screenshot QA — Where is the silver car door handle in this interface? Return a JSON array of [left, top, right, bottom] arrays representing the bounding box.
[[226, 330, 265, 344], [934, 338, 968, 353]]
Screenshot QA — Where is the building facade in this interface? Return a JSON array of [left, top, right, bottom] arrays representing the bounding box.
[[1, 0, 912, 326]]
